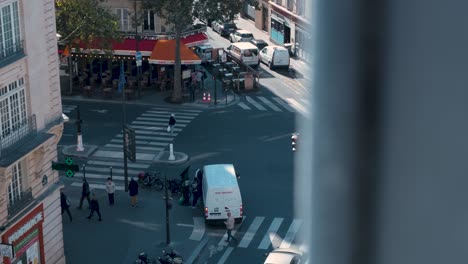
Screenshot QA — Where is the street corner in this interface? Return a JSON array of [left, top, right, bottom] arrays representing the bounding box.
[[61, 144, 98, 158], [153, 151, 189, 165]]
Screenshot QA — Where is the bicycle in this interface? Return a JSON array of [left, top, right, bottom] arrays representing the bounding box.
[[139, 171, 164, 191]]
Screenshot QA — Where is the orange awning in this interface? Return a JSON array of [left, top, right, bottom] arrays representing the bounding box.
[[148, 39, 201, 65]]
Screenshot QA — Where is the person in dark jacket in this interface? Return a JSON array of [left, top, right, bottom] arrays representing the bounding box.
[[77, 178, 90, 209], [191, 177, 202, 208], [129, 177, 139, 207], [168, 114, 176, 134], [60, 191, 72, 222], [86, 193, 102, 221]]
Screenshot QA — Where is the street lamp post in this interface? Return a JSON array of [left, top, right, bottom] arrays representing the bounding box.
[[120, 60, 129, 192], [165, 173, 171, 245]]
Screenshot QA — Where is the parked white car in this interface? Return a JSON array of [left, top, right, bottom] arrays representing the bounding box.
[[264, 248, 305, 264], [259, 46, 290, 69], [229, 30, 254, 43]]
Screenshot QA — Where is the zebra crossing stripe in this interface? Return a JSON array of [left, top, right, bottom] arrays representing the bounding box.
[[110, 139, 169, 147], [245, 96, 267, 111], [129, 125, 182, 132], [147, 110, 199, 116], [257, 97, 282, 112], [137, 117, 191, 123], [92, 150, 157, 161], [238, 102, 251, 110], [132, 121, 188, 127], [133, 129, 179, 136], [258, 217, 284, 249], [238, 216, 265, 248], [279, 219, 303, 249], [272, 97, 296, 112], [150, 107, 202, 113], [216, 247, 234, 264], [218, 216, 246, 247], [79, 166, 142, 175], [142, 113, 198, 119], [74, 172, 127, 181], [71, 182, 125, 191], [87, 160, 150, 168], [189, 217, 205, 241], [116, 134, 174, 141], [104, 143, 164, 152]]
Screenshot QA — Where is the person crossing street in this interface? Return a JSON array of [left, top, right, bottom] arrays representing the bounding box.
[[77, 178, 90, 209], [168, 114, 176, 135], [86, 193, 102, 221]]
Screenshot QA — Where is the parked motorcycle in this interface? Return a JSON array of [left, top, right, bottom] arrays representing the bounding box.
[[158, 249, 183, 264], [135, 252, 157, 264]]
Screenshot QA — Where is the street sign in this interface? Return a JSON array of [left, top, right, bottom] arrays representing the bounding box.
[[123, 125, 136, 162], [136, 51, 142, 67], [52, 158, 79, 177]]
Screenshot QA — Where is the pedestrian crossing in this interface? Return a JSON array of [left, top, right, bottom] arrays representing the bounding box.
[[62, 104, 77, 114], [68, 106, 203, 190], [188, 216, 307, 252], [237, 96, 309, 115]]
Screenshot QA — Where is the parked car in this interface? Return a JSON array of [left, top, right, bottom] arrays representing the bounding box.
[[212, 21, 237, 37], [193, 44, 214, 65], [259, 46, 290, 69], [264, 248, 305, 264], [226, 42, 260, 67], [249, 39, 269, 51], [229, 30, 254, 43]]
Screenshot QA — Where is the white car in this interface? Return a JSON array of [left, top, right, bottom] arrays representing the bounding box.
[[259, 46, 290, 69], [229, 30, 254, 43], [264, 248, 305, 264]]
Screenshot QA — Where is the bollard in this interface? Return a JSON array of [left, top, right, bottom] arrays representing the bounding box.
[[110, 166, 113, 180], [168, 143, 175, 161]]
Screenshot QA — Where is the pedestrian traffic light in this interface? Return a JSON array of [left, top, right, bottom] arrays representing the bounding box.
[[52, 157, 80, 177], [291, 134, 298, 152]]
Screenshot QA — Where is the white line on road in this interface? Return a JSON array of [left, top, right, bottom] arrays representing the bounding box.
[[286, 98, 308, 116], [237, 102, 251, 110], [150, 107, 202, 113], [258, 217, 284, 249], [104, 143, 164, 152], [272, 97, 296, 112], [79, 166, 142, 175], [245, 96, 267, 111], [137, 117, 192, 123], [216, 247, 234, 264], [132, 121, 188, 127], [238, 216, 265, 248], [257, 97, 282, 112], [189, 217, 206, 241], [147, 110, 199, 116], [110, 139, 169, 147], [279, 219, 303, 249], [87, 160, 150, 168], [71, 182, 125, 191], [129, 125, 182, 132], [185, 237, 209, 264], [115, 134, 174, 141], [132, 129, 179, 136], [92, 150, 156, 161], [74, 172, 127, 181], [142, 112, 197, 119]]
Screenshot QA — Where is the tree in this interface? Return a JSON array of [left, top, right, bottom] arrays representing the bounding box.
[[143, 0, 258, 103], [55, 0, 121, 93]]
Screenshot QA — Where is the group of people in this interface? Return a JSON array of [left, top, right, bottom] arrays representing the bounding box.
[[60, 177, 140, 223]]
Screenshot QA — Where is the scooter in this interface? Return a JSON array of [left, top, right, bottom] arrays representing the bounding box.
[[158, 249, 183, 264]]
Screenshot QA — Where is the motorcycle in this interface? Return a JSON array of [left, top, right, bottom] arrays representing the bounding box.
[[135, 252, 157, 264], [158, 249, 183, 264]]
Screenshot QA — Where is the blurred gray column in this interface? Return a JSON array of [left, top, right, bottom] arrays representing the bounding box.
[[306, 0, 468, 264]]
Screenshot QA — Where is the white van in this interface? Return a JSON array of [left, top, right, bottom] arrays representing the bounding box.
[[202, 164, 243, 224], [194, 44, 213, 65], [226, 42, 259, 67], [259, 46, 290, 69]]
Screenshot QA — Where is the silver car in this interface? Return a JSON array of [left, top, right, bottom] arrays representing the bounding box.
[[264, 248, 306, 264]]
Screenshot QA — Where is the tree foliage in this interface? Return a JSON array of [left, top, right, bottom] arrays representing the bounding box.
[[56, 0, 121, 52], [194, 0, 259, 23]]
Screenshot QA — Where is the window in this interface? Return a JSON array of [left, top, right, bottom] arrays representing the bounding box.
[[0, 1, 21, 57], [0, 77, 27, 139], [143, 10, 155, 31], [116, 8, 129, 31], [8, 162, 23, 206]]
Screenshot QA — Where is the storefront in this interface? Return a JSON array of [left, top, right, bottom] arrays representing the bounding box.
[[1, 205, 45, 264], [295, 23, 312, 62], [270, 11, 294, 47]]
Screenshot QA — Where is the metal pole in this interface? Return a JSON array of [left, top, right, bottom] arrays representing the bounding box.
[[165, 174, 171, 245], [214, 72, 218, 105], [82, 164, 86, 179], [214, 72, 217, 105], [135, 0, 141, 98], [122, 60, 129, 192], [110, 166, 113, 180]]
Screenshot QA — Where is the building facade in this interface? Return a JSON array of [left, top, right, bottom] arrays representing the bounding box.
[[0, 0, 65, 263], [243, 0, 313, 62]]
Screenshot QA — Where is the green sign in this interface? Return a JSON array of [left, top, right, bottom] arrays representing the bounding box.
[[52, 158, 79, 177]]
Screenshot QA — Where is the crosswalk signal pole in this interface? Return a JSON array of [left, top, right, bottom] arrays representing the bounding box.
[[165, 173, 171, 245], [110, 166, 113, 180]]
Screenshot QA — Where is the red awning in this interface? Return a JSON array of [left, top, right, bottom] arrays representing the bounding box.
[[72, 33, 208, 56], [149, 40, 201, 65]]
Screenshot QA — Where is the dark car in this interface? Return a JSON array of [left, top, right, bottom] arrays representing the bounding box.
[[249, 39, 269, 51], [212, 21, 237, 37]]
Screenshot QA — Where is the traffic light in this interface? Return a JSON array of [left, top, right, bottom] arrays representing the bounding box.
[[52, 157, 79, 177], [291, 133, 298, 152]]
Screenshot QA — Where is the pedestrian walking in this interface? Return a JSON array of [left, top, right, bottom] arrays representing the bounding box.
[[129, 177, 139, 207], [86, 193, 102, 221], [105, 177, 115, 205], [224, 211, 237, 242], [60, 190, 72, 222], [168, 114, 176, 135], [191, 176, 202, 208], [181, 179, 191, 206], [77, 178, 90, 209]]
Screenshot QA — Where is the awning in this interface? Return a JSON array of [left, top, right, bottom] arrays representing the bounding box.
[[149, 40, 201, 65], [181, 32, 208, 47]]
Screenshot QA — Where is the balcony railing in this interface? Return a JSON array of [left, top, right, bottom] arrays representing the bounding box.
[[0, 40, 25, 68], [0, 115, 37, 158], [7, 188, 33, 219]]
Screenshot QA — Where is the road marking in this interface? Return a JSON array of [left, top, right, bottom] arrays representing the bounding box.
[[150, 107, 202, 113], [80, 166, 142, 175], [238, 216, 265, 248], [218, 216, 246, 247], [189, 217, 205, 241], [92, 150, 157, 161], [257, 97, 282, 112], [104, 143, 164, 152], [185, 237, 209, 264], [216, 247, 234, 264], [142, 113, 198, 119], [272, 97, 296, 112], [237, 102, 251, 110], [115, 134, 174, 141], [110, 139, 169, 147], [258, 217, 284, 249], [132, 129, 179, 136], [147, 110, 199, 116], [129, 125, 182, 132], [74, 172, 127, 181], [87, 160, 150, 168], [245, 96, 267, 111], [279, 219, 303, 249], [71, 182, 125, 191], [137, 117, 192, 123], [285, 98, 308, 116], [132, 121, 188, 127]]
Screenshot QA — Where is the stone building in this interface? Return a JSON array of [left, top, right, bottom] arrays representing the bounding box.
[[0, 0, 65, 263]]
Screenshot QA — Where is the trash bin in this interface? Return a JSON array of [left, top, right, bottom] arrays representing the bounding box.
[[244, 72, 254, 90]]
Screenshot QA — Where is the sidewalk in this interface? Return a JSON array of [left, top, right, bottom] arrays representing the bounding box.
[[234, 17, 310, 79]]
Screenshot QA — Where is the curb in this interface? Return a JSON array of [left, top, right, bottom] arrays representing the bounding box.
[[185, 237, 209, 264], [153, 151, 189, 165], [62, 145, 98, 158]]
